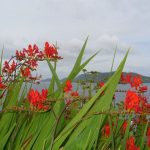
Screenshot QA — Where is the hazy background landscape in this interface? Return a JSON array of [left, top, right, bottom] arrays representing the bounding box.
[[0, 0, 150, 80]]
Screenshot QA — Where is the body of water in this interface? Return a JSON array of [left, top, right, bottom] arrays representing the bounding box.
[[32, 82, 150, 103]]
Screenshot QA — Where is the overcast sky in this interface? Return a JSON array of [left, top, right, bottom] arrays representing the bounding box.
[[0, 0, 150, 78]]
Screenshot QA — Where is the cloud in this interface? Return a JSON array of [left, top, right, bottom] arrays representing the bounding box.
[[0, 0, 150, 77]]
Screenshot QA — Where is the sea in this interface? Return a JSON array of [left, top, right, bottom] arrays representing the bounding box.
[[32, 82, 150, 103]]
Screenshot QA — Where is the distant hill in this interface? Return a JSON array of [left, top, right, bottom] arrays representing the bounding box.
[[74, 72, 150, 83], [41, 78, 51, 82], [41, 72, 150, 83]]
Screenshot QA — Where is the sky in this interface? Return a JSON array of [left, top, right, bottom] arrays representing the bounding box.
[[0, 0, 150, 79]]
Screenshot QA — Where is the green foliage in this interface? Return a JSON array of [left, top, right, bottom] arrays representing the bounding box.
[[1, 39, 148, 150]]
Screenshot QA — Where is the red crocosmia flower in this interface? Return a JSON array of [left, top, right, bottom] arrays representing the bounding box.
[[103, 124, 111, 137], [139, 86, 148, 92], [131, 75, 142, 89], [21, 68, 31, 77], [28, 89, 48, 110], [41, 89, 48, 101], [44, 42, 58, 58], [120, 73, 132, 84], [99, 82, 105, 88], [71, 91, 79, 97], [11, 60, 16, 72], [37, 51, 44, 59], [16, 50, 26, 60], [99, 82, 105, 96], [147, 127, 150, 136], [126, 136, 140, 150], [124, 90, 140, 112], [3, 60, 17, 74], [0, 77, 6, 89], [25, 44, 39, 57], [64, 80, 72, 93], [125, 73, 132, 83], [121, 121, 128, 133], [26, 59, 38, 68], [28, 89, 40, 105], [120, 73, 125, 81]]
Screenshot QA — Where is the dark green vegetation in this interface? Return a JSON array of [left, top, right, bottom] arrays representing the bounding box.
[[42, 72, 150, 83]]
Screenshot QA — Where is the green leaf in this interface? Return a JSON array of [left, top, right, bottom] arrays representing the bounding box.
[[46, 59, 61, 91], [0, 77, 24, 138], [67, 37, 88, 80], [53, 50, 129, 150], [0, 123, 16, 150], [110, 46, 117, 72], [48, 61, 57, 96], [140, 122, 148, 150], [121, 115, 132, 150], [66, 52, 98, 82]]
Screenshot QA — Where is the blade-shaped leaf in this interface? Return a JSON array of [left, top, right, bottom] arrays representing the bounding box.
[[53, 50, 129, 149]]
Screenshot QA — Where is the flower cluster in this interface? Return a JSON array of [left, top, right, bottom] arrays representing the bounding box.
[[102, 123, 111, 137], [44, 42, 62, 59], [120, 73, 132, 84], [122, 73, 149, 113], [27, 89, 49, 110], [0, 77, 6, 90], [126, 136, 140, 150], [64, 80, 73, 93], [124, 90, 140, 112], [121, 73, 147, 92], [64, 80, 79, 105], [0, 42, 62, 98], [2, 60, 17, 75]]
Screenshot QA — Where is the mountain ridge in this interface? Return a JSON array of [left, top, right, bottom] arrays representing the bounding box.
[[41, 72, 150, 83]]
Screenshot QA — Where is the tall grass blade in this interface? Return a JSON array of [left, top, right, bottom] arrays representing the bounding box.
[[53, 50, 129, 149]]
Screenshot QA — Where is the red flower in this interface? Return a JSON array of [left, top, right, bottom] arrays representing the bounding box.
[[44, 42, 58, 58], [41, 89, 48, 101], [126, 136, 140, 150], [11, 60, 16, 71], [139, 86, 148, 92], [131, 75, 142, 89], [120, 73, 132, 84], [121, 121, 128, 133], [103, 124, 111, 137], [26, 59, 38, 68], [71, 91, 79, 97], [28, 89, 48, 110], [16, 50, 26, 60], [99, 82, 105, 88], [120, 73, 125, 81], [24, 44, 39, 57], [37, 51, 44, 59], [21, 68, 31, 77], [0, 77, 6, 89], [124, 90, 140, 112], [64, 80, 72, 93], [147, 127, 150, 136], [3, 60, 17, 74], [126, 73, 132, 83]]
